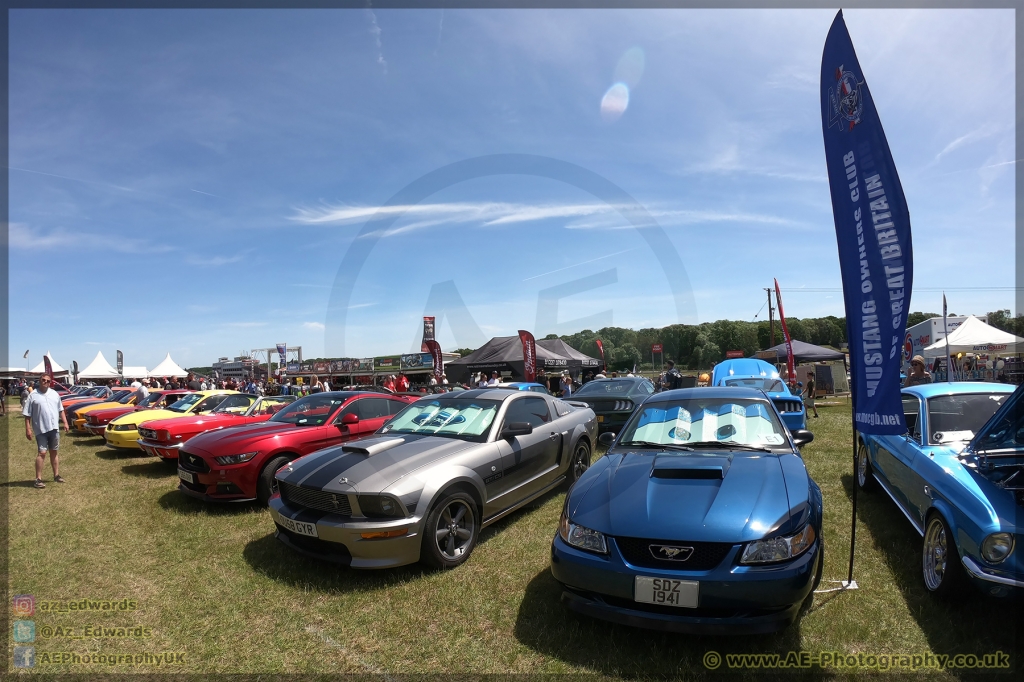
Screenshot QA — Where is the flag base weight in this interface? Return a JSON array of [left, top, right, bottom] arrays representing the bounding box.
[[814, 579, 859, 594]]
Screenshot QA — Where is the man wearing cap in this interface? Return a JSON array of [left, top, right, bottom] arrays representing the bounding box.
[[23, 375, 69, 488]]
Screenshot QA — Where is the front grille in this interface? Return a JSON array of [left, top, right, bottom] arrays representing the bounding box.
[[139, 427, 158, 440], [178, 452, 211, 473], [773, 399, 803, 413], [614, 537, 734, 571], [279, 481, 353, 516]]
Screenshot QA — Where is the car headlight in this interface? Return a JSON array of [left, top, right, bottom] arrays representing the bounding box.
[[740, 524, 816, 564], [558, 512, 608, 554], [214, 451, 259, 466], [981, 533, 1014, 564], [358, 495, 407, 519]]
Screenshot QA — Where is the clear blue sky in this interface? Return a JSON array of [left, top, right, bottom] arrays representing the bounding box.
[[8, 8, 1015, 370]]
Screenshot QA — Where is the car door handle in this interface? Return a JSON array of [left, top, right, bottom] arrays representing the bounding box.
[[549, 432, 559, 440]]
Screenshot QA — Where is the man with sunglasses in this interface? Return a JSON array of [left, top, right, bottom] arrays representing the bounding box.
[[22, 375, 69, 489]]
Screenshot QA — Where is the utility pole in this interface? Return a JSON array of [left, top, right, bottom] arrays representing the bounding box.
[[764, 287, 776, 347]]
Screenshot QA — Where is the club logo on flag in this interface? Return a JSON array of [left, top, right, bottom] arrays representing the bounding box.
[[828, 66, 864, 131]]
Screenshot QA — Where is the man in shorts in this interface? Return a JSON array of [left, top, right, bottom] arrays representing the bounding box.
[[23, 375, 70, 488], [804, 371, 819, 418]]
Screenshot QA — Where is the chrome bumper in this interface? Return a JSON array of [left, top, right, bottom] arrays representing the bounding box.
[[961, 556, 1024, 588]]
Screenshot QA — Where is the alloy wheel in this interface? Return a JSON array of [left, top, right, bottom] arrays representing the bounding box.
[[922, 517, 948, 591], [857, 446, 869, 487], [572, 443, 591, 482], [434, 499, 476, 561]]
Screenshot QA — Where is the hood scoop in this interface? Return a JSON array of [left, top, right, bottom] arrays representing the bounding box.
[[651, 467, 723, 480], [650, 453, 730, 480], [341, 437, 406, 456]]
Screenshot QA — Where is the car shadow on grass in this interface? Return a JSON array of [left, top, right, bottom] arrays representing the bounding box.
[[514, 567, 809, 679], [1, 480, 48, 488], [843, 473, 1020, 673], [94, 448, 149, 460], [121, 461, 177, 478], [241, 532, 429, 593], [156, 490, 262, 516]]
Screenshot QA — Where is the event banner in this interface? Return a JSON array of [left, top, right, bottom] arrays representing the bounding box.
[[286, 362, 300, 372], [116, 350, 124, 375], [774, 279, 796, 387], [421, 316, 435, 353], [72, 360, 79, 382], [375, 356, 401, 371], [518, 330, 537, 382], [277, 343, 287, 369], [595, 339, 606, 367], [821, 10, 912, 434], [43, 355, 54, 380], [401, 353, 430, 370], [424, 340, 444, 379]]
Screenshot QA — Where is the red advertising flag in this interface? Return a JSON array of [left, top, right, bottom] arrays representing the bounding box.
[[774, 279, 796, 386], [43, 355, 54, 381], [425, 340, 444, 380], [595, 339, 606, 368], [518, 330, 537, 382]]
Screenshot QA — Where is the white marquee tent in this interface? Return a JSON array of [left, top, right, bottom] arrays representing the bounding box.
[[922, 315, 1024, 357], [77, 351, 119, 380], [122, 366, 149, 379], [149, 353, 188, 378], [28, 352, 67, 375]]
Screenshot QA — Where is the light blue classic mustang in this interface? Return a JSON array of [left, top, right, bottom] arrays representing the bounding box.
[[551, 387, 821, 634], [858, 382, 1023, 598]]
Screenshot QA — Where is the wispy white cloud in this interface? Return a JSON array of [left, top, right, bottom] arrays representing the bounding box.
[[187, 254, 244, 267], [8, 165, 137, 193], [347, 302, 377, 310], [190, 188, 218, 197], [365, 7, 387, 74], [9, 222, 175, 254], [303, 321, 326, 330], [933, 124, 1000, 163]]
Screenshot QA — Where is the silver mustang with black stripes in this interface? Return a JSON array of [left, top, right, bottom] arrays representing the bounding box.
[[268, 388, 598, 569]]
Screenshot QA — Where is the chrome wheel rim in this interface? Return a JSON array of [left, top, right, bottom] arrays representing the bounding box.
[[434, 500, 475, 561], [857, 446, 869, 487], [572, 444, 590, 481], [923, 518, 948, 591]]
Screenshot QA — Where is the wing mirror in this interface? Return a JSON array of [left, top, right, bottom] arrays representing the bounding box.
[[597, 432, 616, 447], [341, 413, 359, 426], [792, 429, 814, 448], [501, 422, 533, 438]]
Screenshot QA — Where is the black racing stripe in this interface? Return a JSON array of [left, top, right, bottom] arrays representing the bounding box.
[[298, 453, 367, 489], [286, 451, 340, 481]]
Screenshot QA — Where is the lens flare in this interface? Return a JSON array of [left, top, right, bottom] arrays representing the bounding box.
[[600, 83, 630, 122], [614, 47, 645, 89]]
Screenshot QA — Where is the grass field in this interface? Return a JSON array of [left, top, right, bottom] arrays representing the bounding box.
[[4, 400, 1019, 677]]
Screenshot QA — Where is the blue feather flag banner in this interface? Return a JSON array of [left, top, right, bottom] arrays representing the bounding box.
[[821, 10, 913, 435]]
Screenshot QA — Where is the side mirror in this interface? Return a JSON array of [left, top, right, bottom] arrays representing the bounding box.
[[341, 413, 359, 425], [792, 429, 814, 448], [598, 431, 616, 447], [501, 422, 533, 438]]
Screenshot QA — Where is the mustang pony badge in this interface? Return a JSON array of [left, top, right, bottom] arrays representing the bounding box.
[[828, 65, 864, 131], [650, 544, 694, 561]]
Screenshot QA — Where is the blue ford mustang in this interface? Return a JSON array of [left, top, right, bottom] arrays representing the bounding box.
[[858, 382, 1022, 598], [711, 359, 807, 432], [551, 387, 822, 634]]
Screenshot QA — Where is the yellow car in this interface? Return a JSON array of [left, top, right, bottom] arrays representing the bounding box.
[[72, 392, 140, 432], [104, 390, 237, 450]]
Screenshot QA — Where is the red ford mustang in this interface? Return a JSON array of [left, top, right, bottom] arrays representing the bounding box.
[[137, 394, 296, 461], [176, 391, 417, 504], [84, 390, 193, 436]]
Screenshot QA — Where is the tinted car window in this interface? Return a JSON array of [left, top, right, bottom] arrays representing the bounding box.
[[357, 398, 392, 420], [388, 399, 407, 415], [504, 397, 551, 428]]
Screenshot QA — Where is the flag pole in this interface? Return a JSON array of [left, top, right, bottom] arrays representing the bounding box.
[[943, 293, 952, 382]]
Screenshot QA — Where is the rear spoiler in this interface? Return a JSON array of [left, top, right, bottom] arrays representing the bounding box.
[[564, 400, 591, 410]]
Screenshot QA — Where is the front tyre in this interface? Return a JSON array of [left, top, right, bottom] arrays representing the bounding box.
[[420, 492, 479, 570], [922, 513, 966, 598], [566, 440, 591, 488], [256, 455, 290, 505], [856, 442, 876, 491]]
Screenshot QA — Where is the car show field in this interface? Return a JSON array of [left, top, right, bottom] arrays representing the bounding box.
[[4, 401, 1018, 677]]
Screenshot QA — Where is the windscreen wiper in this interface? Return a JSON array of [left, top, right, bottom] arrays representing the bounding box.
[[686, 441, 773, 453], [619, 440, 694, 451]]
